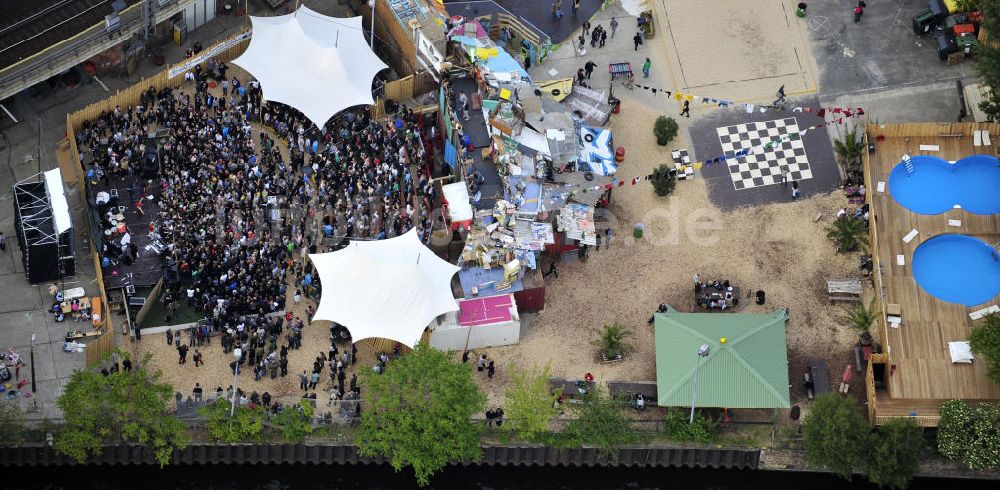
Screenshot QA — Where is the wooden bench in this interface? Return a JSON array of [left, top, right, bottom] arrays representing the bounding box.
[[607, 381, 657, 402], [827, 279, 863, 303], [91, 296, 103, 327], [549, 378, 593, 400]]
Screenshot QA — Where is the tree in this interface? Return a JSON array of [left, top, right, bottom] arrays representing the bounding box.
[[503, 363, 559, 442], [967, 402, 1000, 470], [355, 342, 485, 487], [975, 1, 1000, 121], [56, 353, 188, 467], [937, 399, 975, 460], [802, 394, 869, 479], [561, 388, 650, 460], [591, 323, 635, 360], [833, 126, 865, 174], [274, 399, 314, 443], [199, 398, 266, 443], [650, 163, 677, 197], [653, 116, 679, 146], [866, 418, 924, 489], [969, 314, 1000, 384], [663, 408, 717, 444], [842, 298, 878, 345], [825, 216, 869, 253]]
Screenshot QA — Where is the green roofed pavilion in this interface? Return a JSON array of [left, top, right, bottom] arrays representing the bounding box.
[[654, 307, 790, 409]]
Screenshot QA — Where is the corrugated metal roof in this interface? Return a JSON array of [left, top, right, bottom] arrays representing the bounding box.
[[654, 307, 790, 409]]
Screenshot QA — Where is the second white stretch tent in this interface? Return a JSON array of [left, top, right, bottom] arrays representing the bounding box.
[[233, 6, 388, 128], [309, 229, 460, 347]]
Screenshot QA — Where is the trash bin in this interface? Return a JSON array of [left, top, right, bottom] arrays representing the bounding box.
[[928, 0, 947, 22], [912, 10, 935, 35], [796, 2, 807, 17], [935, 33, 957, 60], [956, 35, 978, 55]]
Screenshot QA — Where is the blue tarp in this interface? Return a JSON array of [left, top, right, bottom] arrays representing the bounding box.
[[485, 47, 531, 82], [444, 140, 457, 169], [579, 126, 617, 175], [458, 266, 525, 298]]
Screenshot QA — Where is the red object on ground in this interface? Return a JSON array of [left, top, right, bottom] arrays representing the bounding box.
[[842, 365, 853, 383], [612, 102, 621, 114], [615, 146, 625, 162], [953, 24, 975, 35]]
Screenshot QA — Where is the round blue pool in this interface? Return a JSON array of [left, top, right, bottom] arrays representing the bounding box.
[[912, 235, 1000, 306], [888, 155, 1000, 215]]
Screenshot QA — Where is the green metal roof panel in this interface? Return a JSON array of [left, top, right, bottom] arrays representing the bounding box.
[[654, 307, 790, 409]]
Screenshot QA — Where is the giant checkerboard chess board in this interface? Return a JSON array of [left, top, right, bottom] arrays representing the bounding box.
[[716, 117, 812, 190]]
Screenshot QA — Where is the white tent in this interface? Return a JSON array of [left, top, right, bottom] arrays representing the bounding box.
[[233, 7, 388, 129], [309, 229, 460, 347]]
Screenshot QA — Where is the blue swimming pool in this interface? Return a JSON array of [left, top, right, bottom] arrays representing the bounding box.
[[888, 155, 1000, 215], [912, 235, 1000, 306]]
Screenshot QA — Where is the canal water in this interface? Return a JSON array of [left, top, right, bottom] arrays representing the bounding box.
[[10, 463, 996, 489]]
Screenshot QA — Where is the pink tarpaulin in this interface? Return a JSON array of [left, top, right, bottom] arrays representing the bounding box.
[[459, 295, 513, 327]]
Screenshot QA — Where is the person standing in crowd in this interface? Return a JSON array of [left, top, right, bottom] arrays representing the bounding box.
[[610, 17, 619, 39], [633, 31, 642, 51]]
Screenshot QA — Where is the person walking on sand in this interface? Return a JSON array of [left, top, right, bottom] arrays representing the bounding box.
[[610, 17, 619, 39], [642, 57, 651, 78], [680, 99, 691, 118], [544, 261, 558, 278], [293, 289, 301, 305], [791, 181, 801, 200], [584, 60, 597, 79], [854, 1, 865, 22], [599, 28, 607, 48], [477, 354, 487, 372], [633, 31, 642, 51], [582, 20, 591, 37], [487, 361, 496, 380], [572, 0, 580, 17]]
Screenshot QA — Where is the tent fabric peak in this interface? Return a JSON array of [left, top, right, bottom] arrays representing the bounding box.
[[233, 6, 388, 128]]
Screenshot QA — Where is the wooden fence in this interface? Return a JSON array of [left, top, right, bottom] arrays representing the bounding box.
[[867, 122, 1000, 139]]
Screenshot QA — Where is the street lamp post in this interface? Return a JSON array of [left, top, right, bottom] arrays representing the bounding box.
[[368, 0, 376, 49], [30, 333, 37, 394], [230, 347, 242, 417], [689, 343, 710, 424]]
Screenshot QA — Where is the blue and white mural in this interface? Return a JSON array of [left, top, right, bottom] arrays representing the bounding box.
[[578, 126, 616, 175]]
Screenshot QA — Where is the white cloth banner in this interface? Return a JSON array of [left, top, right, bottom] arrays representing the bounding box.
[[168, 31, 252, 79]]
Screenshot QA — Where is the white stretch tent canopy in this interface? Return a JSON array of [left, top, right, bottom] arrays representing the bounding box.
[[232, 7, 388, 128], [309, 228, 460, 347]]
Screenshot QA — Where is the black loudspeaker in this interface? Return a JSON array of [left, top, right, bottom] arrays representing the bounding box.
[[141, 151, 159, 179]]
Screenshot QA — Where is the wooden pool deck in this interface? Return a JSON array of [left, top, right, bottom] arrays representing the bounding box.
[[864, 123, 1000, 424]]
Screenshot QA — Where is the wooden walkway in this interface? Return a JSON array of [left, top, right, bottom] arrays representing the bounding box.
[[866, 123, 1000, 404]]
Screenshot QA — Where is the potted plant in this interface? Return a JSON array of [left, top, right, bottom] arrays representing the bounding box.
[[833, 126, 865, 176], [650, 163, 677, 197], [842, 298, 878, 346], [653, 116, 679, 146], [592, 323, 635, 362], [825, 217, 869, 253]]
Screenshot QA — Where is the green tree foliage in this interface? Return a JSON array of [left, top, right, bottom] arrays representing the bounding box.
[[653, 116, 679, 146], [969, 314, 1000, 384], [802, 394, 869, 479], [833, 126, 865, 174], [198, 398, 266, 443], [274, 399, 314, 443], [355, 343, 485, 487], [650, 163, 677, 197], [591, 323, 635, 359], [55, 353, 188, 466], [503, 363, 559, 442], [825, 215, 869, 253], [938, 399, 975, 460], [842, 298, 878, 333], [866, 418, 924, 489], [561, 388, 650, 460], [662, 409, 717, 444], [975, 1, 1000, 121], [967, 402, 1000, 470]]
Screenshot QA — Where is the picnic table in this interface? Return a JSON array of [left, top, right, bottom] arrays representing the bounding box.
[[607, 381, 657, 402], [549, 378, 594, 400], [695, 282, 740, 310], [806, 358, 831, 399]]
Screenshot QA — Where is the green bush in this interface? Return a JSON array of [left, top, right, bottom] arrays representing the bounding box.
[[650, 164, 677, 197], [199, 398, 266, 443], [867, 418, 924, 489], [938, 399, 975, 460], [969, 314, 1000, 385], [561, 388, 650, 460], [663, 409, 717, 444], [967, 402, 1000, 470], [274, 399, 314, 443], [653, 116, 679, 146], [503, 363, 559, 443], [802, 394, 869, 479]]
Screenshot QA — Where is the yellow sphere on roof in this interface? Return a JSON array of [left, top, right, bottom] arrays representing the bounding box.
[[720, 337, 727, 344]]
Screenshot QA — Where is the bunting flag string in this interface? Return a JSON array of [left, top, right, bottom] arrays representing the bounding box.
[[630, 83, 865, 117], [538, 111, 865, 204]]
